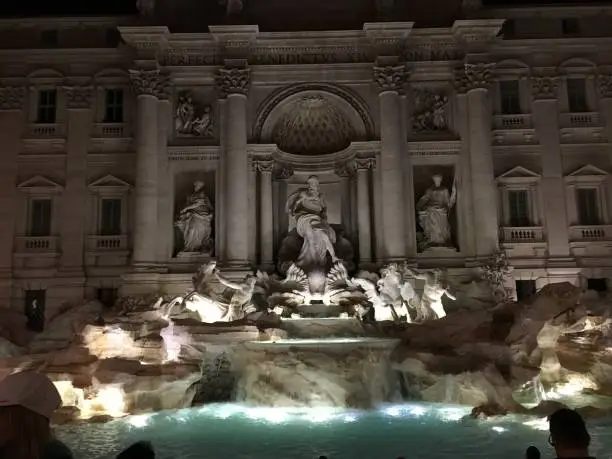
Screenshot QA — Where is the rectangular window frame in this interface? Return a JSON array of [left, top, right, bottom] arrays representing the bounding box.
[[28, 198, 52, 237], [99, 197, 123, 236], [103, 88, 124, 123], [499, 80, 521, 115], [36, 89, 57, 124], [507, 189, 531, 227], [576, 187, 601, 226], [567, 78, 589, 113]]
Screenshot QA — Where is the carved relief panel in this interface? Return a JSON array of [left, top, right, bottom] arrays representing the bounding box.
[[174, 90, 216, 139], [411, 87, 450, 134]]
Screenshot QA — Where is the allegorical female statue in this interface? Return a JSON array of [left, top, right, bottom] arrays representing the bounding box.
[[416, 174, 457, 248], [285, 175, 339, 271], [175, 181, 214, 253]]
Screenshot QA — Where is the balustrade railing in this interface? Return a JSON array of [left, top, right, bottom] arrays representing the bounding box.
[[500, 226, 545, 243], [569, 225, 612, 241], [14, 236, 58, 253], [87, 235, 128, 251], [493, 114, 533, 130]]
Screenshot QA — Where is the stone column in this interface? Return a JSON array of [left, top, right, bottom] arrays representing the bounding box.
[[355, 158, 375, 265], [216, 66, 251, 268], [454, 72, 476, 257], [0, 86, 25, 307], [374, 64, 408, 261], [156, 95, 172, 265], [254, 159, 274, 270], [129, 69, 163, 268], [531, 75, 570, 258], [59, 85, 93, 284], [464, 63, 499, 257], [598, 74, 612, 223]]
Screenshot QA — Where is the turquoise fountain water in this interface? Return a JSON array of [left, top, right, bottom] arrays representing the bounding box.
[[57, 402, 612, 459]]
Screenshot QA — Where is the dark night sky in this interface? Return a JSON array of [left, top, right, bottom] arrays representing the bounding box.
[[0, 0, 606, 17]]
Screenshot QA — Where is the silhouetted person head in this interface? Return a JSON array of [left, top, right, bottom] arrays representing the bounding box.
[[548, 408, 592, 458], [526, 445, 541, 459], [116, 441, 155, 459]]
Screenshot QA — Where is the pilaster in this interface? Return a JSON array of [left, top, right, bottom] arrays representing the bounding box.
[[531, 73, 571, 260], [59, 84, 93, 287], [355, 158, 376, 266], [0, 85, 25, 307], [597, 73, 612, 225], [156, 95, 172, 266], [453, 71, 476, 257], [253, 158, 275, 271]]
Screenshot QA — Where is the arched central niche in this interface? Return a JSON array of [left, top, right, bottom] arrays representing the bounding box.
[[254, 84, 373, 155]]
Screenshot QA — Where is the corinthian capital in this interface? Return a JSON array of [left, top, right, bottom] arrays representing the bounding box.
[[373, 64, 407, 93], [253, 158, 274, 174], [598, 74, 612, 99], [355, 158, 376, 171], [63, 86, 93, 109], [464, 63, 495, 91], [216, 67, 251, 97], [129, 69, 167, 97], [0, 86, 25, 110], [531, 76, 559, 100]]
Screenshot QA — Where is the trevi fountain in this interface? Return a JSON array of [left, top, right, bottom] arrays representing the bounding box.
[[2, 173, 612, 458]]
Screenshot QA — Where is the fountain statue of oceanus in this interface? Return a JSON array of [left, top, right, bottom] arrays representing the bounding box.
[[158, 175, 454, 408]]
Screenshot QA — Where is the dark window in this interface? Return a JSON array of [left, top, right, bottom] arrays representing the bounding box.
[[24, 289, 46, 332], [515, 280, 536, 301], [40, 30, 58, 47], [97, 288, 118, 308], [105, 28, 121, 47], [562, 18, 580, 36], [576, 188, 600, 225], [501, 19, 516, 38], [29, 199, 52, 237], [508, 190, 530, 227], [104, 89, 124, 123], [567, 78, 588, 113], [36, 89, 57, 124], [100, 198, 122, 235], [499, 80, 521, 115], [587, 278, 608, 293]]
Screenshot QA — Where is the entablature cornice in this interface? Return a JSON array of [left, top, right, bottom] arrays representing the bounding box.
[[246, 141, 379, 174]]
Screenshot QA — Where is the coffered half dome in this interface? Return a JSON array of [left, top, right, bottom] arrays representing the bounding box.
[[272, 95, 355, 156]]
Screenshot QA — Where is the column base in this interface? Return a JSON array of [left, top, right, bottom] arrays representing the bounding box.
[[257, 262, 275, 274], [218, 263, 253, 280], [119, 271, 162, 297]]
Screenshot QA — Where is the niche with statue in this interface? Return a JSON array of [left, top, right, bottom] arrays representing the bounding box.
[[413, 165, 458, 253], [173, 171, 216, 257]]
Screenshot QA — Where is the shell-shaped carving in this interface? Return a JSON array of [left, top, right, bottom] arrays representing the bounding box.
[[273, 95, 354, 156]]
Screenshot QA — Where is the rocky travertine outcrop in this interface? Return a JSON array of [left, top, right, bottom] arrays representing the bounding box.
[[1, 282, 611, 421], [0, 299, 263, 422], [391, 283, 612, 415]]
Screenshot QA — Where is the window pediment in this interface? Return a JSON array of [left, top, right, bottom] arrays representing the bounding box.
[[496, 166, 541, 185], [88, 175, 131, 192], [17, 175, 63, 194], [565, 164, 608, 185]]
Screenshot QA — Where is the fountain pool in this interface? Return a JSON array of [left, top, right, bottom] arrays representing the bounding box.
[[57, 403, 612, 459]]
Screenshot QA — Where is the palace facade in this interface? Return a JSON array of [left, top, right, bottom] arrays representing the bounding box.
[[1, 0, 612, 317]]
